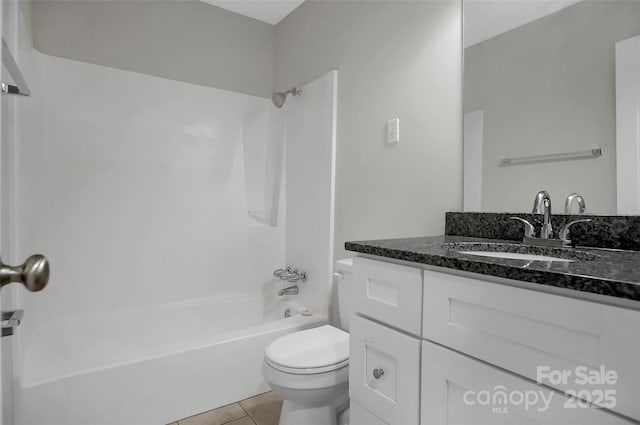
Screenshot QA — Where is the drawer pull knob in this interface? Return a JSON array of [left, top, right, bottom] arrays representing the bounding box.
[[373, 368, 384, 379]]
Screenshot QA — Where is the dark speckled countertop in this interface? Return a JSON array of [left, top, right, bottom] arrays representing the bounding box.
[[345, 235, 640, 303]]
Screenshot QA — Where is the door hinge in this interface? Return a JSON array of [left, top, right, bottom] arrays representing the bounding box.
[[2, 309, 24, 337]]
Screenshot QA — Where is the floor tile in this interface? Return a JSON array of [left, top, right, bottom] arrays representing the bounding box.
[[179, 403, 246, 425], [239, 392, 283, 425], [225, 417, 256, 425]]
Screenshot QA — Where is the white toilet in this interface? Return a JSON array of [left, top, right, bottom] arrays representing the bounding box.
[[262, 258, 353, 425]]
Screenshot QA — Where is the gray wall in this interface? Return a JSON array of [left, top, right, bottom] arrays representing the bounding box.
[[464, 1, 640, 214], [276, 0, 463, 263], [31, 0, 275, 97]]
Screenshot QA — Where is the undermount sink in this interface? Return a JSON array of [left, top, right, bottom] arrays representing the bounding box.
[[459, 250, 573, 262], [442, 242, 598, 262]]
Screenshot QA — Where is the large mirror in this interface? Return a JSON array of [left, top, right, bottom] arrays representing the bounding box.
[[463, 0, 640, 214]]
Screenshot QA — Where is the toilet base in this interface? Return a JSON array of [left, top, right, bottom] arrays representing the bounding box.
[[279, 401, 337, 425]]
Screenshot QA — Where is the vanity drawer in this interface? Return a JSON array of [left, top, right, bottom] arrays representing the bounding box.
[[353, 257, 423, 335], [422, 269, 640, 421], [350, 314, 421, 424], [422, 341, 632, 425]]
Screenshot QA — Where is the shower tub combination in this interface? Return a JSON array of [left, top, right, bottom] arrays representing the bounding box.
[[17, 295, 325, 425]]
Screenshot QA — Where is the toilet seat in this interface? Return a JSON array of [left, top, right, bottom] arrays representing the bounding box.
[[265, 325, 349, 375], [265, 356, 349, 375]]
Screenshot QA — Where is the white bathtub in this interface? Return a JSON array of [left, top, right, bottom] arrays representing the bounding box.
[[16, 295, 326, 425]]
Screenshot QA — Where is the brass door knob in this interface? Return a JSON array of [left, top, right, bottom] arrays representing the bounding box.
[[0, 255, 49, 292]]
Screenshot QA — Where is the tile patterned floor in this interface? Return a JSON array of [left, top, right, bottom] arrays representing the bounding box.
[[170, 392, 282, 425]]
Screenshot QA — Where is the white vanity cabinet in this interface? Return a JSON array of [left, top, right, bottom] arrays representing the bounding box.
[[350, 258, 423, 425], [349, 256, 639, 425], [421, 341, 630, 425]]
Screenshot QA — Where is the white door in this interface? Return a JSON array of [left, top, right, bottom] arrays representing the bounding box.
[[0, 0, 4, 420], [0, 2, 50, 424], [616, 35, 640, 214]]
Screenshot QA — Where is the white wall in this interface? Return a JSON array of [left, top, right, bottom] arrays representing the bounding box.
[[616, 35, 640, 215], [31, 0, 276, 97], [464, 1, 640, 213], [463, 111, 483, 212], [275, 0, 463, 264], [15, 38, 286, 361]]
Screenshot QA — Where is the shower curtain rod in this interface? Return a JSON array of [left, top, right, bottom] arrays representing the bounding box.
[[1, 38, 30, 96]]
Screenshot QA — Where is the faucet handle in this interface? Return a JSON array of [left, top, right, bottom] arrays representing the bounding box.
[[274, 267, 292, 278], [510, 217, 535, 238], [559, 219, 592, 242]]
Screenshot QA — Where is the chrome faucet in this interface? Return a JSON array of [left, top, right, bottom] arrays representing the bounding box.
[[273, 267, 307, 282], [273, 267, 306, 296], [565, 193, 586, 214], [532, 190, 553, 239], [278, 285, 299, 296], [510, 190, 593, 247]]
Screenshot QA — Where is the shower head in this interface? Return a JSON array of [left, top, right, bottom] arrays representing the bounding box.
[[271, 91, 287, 108], [271, 87, 301, 108]]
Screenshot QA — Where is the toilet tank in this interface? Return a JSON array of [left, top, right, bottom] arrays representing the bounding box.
[[336, 258, 353, 331]]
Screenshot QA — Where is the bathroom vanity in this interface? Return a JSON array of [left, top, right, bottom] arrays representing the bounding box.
[[345, 217, 640, 425]]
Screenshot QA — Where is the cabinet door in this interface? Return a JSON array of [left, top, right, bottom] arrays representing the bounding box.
[[350, 315, 421, 424], [422, 269, 640, 420], [422, 341, 632, 425], [353, 257, 423, 336], [350, 400, 389, 425]]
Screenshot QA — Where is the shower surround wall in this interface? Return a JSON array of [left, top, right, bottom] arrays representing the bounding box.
[[282, 71, 337, 319], [13, 12, 291, 421], [17, 51, 287, 327]]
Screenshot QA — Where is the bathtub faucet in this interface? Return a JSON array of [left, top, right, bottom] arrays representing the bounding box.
[[273, 267, 307, 282], [278, 285, 299, 296]]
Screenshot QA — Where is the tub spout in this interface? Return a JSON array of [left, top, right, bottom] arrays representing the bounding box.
[[278, 285, 299, 296]]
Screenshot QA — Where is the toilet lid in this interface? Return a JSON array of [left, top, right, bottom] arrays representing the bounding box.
[[266, 325, 349, 370]]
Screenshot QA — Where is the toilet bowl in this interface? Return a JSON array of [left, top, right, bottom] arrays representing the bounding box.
[[262, 259, 353, 425]]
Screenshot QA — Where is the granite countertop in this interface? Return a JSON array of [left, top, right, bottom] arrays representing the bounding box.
[[345, 235, 640, 302]]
